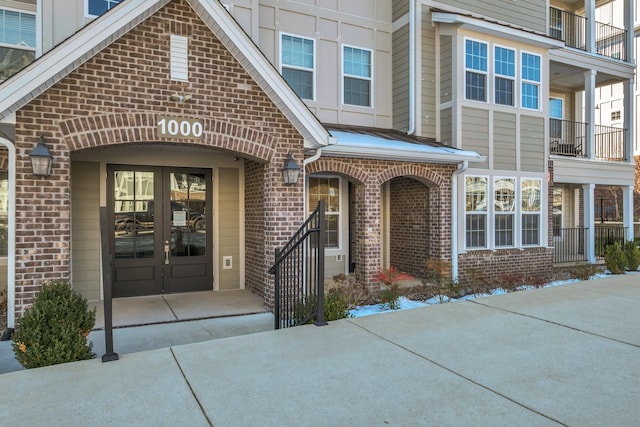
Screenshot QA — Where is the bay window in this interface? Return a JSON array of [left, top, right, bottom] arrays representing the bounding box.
[[521, 52, 541, 110], [494, 46, 515, 106], [465, 40, 487, 102], [465, 176, 488, 248], [494, 178, 515, 247]]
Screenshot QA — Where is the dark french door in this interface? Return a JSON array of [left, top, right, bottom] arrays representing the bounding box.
[[107, 165, 212, 297]]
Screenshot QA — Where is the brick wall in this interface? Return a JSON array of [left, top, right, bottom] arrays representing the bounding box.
[[458, 247, 553, 285], [13, 0, 305, 315]]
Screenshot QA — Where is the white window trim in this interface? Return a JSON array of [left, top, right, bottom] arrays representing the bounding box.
[[307, 175, 344, 253], [463, 174, 546, 250], [493, 44, 516, 106], [464, 37, 489, 103], [0, 7, 36, 51], [279, 32, 316, 102], [84, 0, 121, 18], [341, 43, 374, 108], [520, 50, 542, 111]]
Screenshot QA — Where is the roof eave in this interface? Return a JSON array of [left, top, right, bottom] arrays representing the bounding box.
[[321, 144, 486, 164]]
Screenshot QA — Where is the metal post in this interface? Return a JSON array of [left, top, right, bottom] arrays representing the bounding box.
[[274, 248, 281, 330], [99, 207, 118, 362], [314, 200, 327, 326]]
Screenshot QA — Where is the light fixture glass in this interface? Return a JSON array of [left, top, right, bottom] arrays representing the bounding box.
[[30, 135, 53, 176], [281, 152, 300, 185]]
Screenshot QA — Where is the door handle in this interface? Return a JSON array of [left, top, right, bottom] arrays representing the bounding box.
[[164, 240, 170, 265]]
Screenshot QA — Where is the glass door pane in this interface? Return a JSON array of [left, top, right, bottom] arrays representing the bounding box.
[[113, 170, 155, 259]]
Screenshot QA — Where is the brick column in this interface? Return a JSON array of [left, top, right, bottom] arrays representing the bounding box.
[[354, 180, 381, 290]]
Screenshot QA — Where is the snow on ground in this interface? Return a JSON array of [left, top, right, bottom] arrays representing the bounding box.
[[348, 272, 615, 318]]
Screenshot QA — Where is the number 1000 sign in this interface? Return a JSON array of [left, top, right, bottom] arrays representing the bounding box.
[[157, 117, 203, 139]]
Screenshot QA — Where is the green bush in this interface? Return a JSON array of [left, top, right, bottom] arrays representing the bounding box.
[[604, 242, 627, 275], [323, 288, 352, 321], [11, 281, 96, 368], [569, 262, 604, 280], [624, 240, 640, 271]]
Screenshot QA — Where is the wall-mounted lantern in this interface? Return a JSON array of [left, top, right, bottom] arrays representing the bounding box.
[[29, 135, 53, 177], [281, 151, 300, 185]]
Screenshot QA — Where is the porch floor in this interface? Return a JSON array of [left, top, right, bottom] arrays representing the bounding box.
[[89, 289, 269, 330]]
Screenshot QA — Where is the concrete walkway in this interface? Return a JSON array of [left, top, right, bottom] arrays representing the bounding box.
[[1, 274, 639, 426]]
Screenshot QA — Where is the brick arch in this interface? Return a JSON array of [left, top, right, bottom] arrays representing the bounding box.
[[305, 158, 368, 185], [376, 164, 446, 187], [58, 113, 276, 162]]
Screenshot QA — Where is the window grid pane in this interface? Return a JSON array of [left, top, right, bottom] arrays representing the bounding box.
[[494, 47, 515, 77], [88, 0, 121, 16], [522, 82, 539, 109], [282, 68, 313, 99], [466, 214, 487, 248], [308, 177, 340, 248], [282, 35, 314, 68], [522, 53, 541, 82], [344, 46, 371, 78], [465, 40, 487, 71], [1, 9, 36, 47], [522, 214, 540, 245], [495, 77, 514, 106], [495, 214, 514, 247], [494, 178, 515, 212], [465, 177, 488, 212], [344, 76, 370, 106], [466, 72, 486, 101]]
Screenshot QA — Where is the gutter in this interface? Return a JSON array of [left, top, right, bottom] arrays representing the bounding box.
[[407, 0, 415, 135], [451, 160, 468, 281]]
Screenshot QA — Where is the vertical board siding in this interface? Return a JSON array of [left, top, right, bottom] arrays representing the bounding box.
[[462, 107, 490, 167], [393, 23, 410, 130], [218, 167, 241, 291], [440, 107, 452, 146], [493, 112, 517, 171], [421, 7, 436, 138], [520, 115, 545, 172], [71, 161, 101, 301]]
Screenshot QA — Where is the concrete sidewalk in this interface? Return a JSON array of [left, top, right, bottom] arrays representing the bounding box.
[[1, 274, 638, 426]]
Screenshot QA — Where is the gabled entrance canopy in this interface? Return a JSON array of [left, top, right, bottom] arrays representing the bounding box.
[[0, 0, 334, 149]]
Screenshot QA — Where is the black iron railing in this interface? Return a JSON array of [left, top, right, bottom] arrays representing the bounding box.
[[549, 8, 587, 51], [595, 226, 628, 258], [270, 200, 327, 329], [549, 7, 628, 62], [553, 227, 588, 263], [595, 198, 619, 223], [594, 125, 626, 161], [596, 21, 627, 61], [549, 119, 587, 157]]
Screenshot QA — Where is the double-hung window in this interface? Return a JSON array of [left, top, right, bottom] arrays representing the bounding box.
[[281, 34, 314, 100], [494, 47, 515, 106], [521, 52, 541, 110], [494, 178, 515, 247], [343, 46, 372, 107], [465, 40, 487, 102], [86, 0, 121, 17], [465, 176, 488, 248], [308, 176, 340, 248], [0, 8, 36, 80], [521, 179, 542, 245]]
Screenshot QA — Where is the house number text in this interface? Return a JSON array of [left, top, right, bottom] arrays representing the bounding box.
[[157, 117, 204, 139]]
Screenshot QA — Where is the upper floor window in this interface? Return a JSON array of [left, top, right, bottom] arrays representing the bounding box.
[[281, 34, 314, 100], [343, 46, 372, 107], [87, 0, 121, 17], [521, 52, 541, 110], [465, 40, 487, 102], [494, 46, 515, 106], [0, 8, 35, 48]]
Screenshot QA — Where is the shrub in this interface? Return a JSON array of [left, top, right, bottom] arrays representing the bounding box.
[[375, 267, 413, 310], [569, 262, 604, 280], [604, 241, 627, 274], [323, 288, 353, 321], [11, 281, 96, 368], [624, 240, 640, 271]]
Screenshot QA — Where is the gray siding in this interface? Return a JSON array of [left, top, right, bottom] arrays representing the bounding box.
[[71, 161, 101, 301], [420, 7, 436, 138], [218, 168, 241, 291], [493, 112, 517, 171], [520, 115, 545, 172], [393, 23, 409, 131], [437, 0, 546, 33], [440, 36, 452, 104], [392, 0, 409, 21], [461, 107, 489, 167], [440, 107, 452, 146]]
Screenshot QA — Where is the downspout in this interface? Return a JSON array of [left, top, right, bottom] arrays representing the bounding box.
[[451, 160, 468, 281], [0, 137, 16, 339], [407, 0, 416, 135]]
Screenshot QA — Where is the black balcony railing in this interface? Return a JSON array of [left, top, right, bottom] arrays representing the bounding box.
[[0, 45, 35, 81], [549, 119, 587, 157], [553, 227, 588, 263], [549, 7, 628, 61], [595, 226, 628, 258], [596, 21, 627, 61], [594, 125, 625, 161], [549, 8, 587, 51]]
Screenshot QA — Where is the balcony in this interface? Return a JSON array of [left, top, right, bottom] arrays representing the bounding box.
[[0, 44, 35, 81], [549, 7, 627, 62], [550, 119, 626, 161]]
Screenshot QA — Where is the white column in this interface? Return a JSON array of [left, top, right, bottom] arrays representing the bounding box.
[[583, 183, 596, 263], [585, 0, 595, 53], [623, 78, 633, 161], [584, 70, 596, 159], [623, 185, 634, 242]]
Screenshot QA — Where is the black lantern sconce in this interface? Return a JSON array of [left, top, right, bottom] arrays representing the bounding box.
[[30, 135, 53, 177], [281, 151, 300, 185]]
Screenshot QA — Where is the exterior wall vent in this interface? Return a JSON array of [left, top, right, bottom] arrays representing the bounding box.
[[170, 34, 188, 81]]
